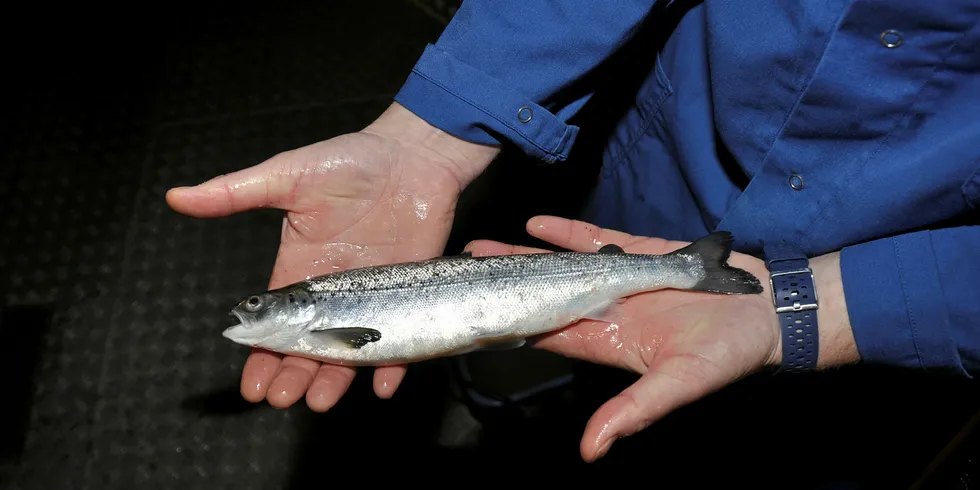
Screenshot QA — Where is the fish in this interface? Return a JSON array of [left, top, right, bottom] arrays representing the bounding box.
[[222, 231, 763, 366]]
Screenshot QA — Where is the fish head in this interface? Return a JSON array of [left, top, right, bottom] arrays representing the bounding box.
[[223, 286, 317, 348]]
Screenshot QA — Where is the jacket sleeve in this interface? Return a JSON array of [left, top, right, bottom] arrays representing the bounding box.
[[394, 1, 658, 163], [840, 225, 980, 377]]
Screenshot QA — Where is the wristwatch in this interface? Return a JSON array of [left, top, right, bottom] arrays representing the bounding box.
[[764, 243, 819, 373]]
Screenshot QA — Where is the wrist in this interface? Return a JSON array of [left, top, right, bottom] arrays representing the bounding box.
[[767, 252, 861, 369], [363, 102, 501, 187], [809, 253, 861, 368]]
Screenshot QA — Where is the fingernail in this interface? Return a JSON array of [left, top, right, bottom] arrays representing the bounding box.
[[378, 380, 392, 398]]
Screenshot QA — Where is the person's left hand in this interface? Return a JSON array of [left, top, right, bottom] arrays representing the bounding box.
[[465, 216, 786, 462]]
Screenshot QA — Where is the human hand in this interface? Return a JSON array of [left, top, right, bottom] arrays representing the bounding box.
[[465, 216, 860, 462], [166, 102, 499, 411]]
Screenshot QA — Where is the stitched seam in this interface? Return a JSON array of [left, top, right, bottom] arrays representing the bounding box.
[[410, 68, 567, 160], [926, 231, 953, 369], [894, 239, 925, 370], [607, 61, 674, 168], [752, 6, 851, 175], [713, 8, 852, 233], [552, 125, 573, 155], [627, 85, 673, 157], [800, 25, 974, 238]]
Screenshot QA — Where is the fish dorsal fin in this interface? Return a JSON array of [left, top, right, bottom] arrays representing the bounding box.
[[309, 327, 382, 349], [431, 251, 472, 260], [597, 244, 625, 254]]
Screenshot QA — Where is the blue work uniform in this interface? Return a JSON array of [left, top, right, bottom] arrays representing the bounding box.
[[395, 2, 980, 388]]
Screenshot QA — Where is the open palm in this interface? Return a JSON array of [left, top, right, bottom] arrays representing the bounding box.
[[465, 215, 781, 462], [167, 129, 465, 411]]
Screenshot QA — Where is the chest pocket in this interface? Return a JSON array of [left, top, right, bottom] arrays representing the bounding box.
[[621, 52, 675, 159]]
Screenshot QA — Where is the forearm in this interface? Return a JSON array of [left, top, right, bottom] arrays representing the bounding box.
[[839, 227, 977, 376], [768, 251, 862, 369], [769, 226, 980, 376], [392, 1, 659, 164], [809, 252, 862, 368], [363, 102, 501, 187]]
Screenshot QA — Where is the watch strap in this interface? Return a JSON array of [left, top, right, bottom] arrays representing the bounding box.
[[764, 242, 819, 373]]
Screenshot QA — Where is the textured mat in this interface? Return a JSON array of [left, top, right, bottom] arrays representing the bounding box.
[[2, 1, 979, 489], [83, 101, 404, 489], [0, 102, 153, 490], [0, 2, 451, 488]]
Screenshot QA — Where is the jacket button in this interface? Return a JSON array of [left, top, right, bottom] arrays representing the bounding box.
[[518, 106, 533, 123], [880, 29, 903, 48], [789, 174, 804, 190]]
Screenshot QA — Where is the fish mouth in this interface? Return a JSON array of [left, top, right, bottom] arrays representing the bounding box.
[[223, 311, 260, 345], [228, 310, 246, 327]]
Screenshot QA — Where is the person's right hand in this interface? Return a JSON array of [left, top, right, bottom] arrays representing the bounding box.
[[464, 216, 860, 462], [166, 103, 500, 411]]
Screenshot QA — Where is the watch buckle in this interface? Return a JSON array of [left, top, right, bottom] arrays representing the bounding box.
[[769, 268, 819, 313]]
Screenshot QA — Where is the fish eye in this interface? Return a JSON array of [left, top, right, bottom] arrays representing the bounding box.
[[244, 295, 263, 312]]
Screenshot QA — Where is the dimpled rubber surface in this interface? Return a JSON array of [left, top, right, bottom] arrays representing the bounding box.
[[0, 2, 453, 489], [2, 1, 980, 489]]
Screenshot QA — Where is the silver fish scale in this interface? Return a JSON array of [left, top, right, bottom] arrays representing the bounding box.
[[302, 252, 687, 294], [275, 252, 706, 366]]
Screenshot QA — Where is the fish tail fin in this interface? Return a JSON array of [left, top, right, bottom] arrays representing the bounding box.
[[667, 231, 764, 295]]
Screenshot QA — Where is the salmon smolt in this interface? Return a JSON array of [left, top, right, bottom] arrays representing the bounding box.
[[222, 231, 764, 366]]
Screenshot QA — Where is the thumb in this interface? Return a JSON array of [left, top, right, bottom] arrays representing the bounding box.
[[166, 157, 293, 218], [580, 361, 716, 462]]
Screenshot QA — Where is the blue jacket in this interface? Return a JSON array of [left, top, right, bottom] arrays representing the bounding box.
[[394, 1, 980, 377]]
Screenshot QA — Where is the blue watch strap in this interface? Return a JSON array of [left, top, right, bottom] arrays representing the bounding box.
[[764, 243, 819, 373]]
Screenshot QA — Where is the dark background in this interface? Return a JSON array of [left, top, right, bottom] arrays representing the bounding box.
[[1, 1, 978, 488]]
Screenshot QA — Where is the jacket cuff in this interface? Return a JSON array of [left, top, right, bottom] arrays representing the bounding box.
[[839, 231, 966, 376], [394, 44, 580, 164]]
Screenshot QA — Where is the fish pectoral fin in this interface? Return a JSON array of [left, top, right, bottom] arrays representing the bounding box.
[[477, 338, 526, 351], [310, 327, 382, 349], [468, 326, 527, 351], [580, 299, 629, 325]]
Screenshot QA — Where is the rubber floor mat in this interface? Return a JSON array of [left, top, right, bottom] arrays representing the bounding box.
[[0, 2, 450, 488], [2, 1, 980, 489]]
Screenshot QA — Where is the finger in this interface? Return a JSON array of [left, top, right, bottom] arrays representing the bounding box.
[[266, 355, 322, 409], [580, 360, 715, 462], [463, 239, 551, 257], [166, 156, 293, 218], [373, 365, 407, 399], [526, 215, 685, 256], [306, 363, 358, 412], [240, 348, 283, 403], [526, 216, 643, 253]]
